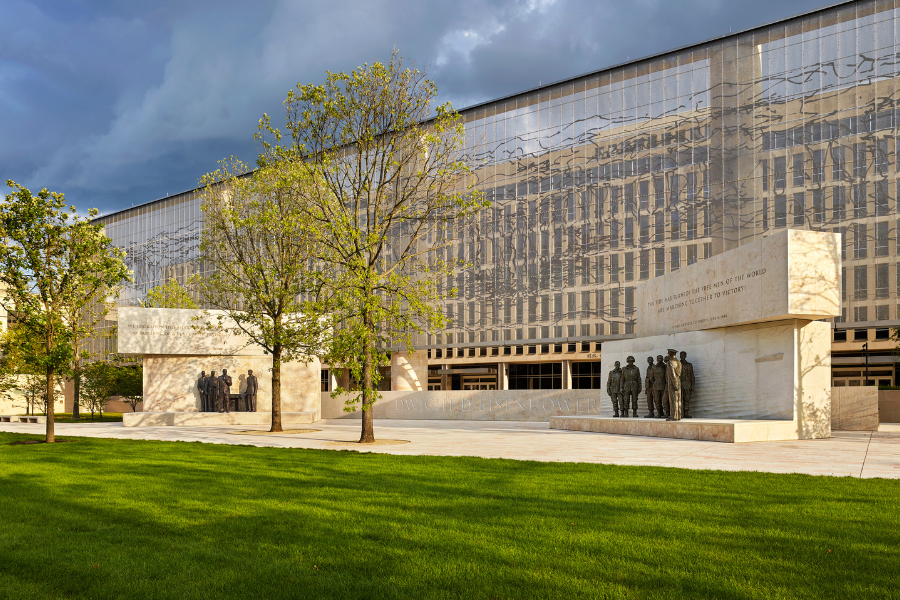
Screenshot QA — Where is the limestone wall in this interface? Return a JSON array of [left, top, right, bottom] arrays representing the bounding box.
[[879, 390, 900, 423], [322, 390, 603, 421], [143, 355, 321, 418], [598, 319, 832, 439], [831, 386, 880, 431]]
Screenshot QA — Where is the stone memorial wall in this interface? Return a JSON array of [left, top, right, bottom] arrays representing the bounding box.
[[118, 307, 321, 418], [593, 229, 840, 440]]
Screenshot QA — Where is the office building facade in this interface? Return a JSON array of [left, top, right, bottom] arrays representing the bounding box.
[[97, 0, 900, 390]]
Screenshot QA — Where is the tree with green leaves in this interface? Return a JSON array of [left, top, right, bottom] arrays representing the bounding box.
[[80, 360, 116, 419], [116, 362, 143, 412], [197, 158, 325, 432], [258, 51, 485, 442], [0, 181, 131, 442], [142, 278, 198, 309]]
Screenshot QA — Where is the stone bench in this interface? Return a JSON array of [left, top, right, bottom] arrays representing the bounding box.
[[0, 415, 47, 424]]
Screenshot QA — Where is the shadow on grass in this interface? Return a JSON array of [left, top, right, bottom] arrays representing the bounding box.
[[0, 431, 898, 599]]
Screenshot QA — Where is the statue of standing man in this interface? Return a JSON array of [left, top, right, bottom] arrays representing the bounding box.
[[665, 349, 682, 421], [219, 369, 233, 413], [244, 369, 258, 412], [197, 371, 208, 412], [679, 351, 695, 418], [621, 356, 641, 418], [206, 371, 218, 413], [606, 361, 623, 418], [650, 355, 669, 418]]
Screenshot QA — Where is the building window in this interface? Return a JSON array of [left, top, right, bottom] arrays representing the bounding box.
[[832, 147, 845, 181], [876, 139, 889, 176], [812, 149, 825, 183], [508, 363, 562, 390], [876, 264, 889, 299], [774, 195, 787, 228], [793, 153, 805, 187], [854, 224, 868, 259], [876, 221, 889, 257], [875, 181, 889, 217], [833, 187, 846, 220], [655, 247, 665, 277], [854, 265, 868, 301], [670, 246, 680, 272], [625, 252, 634, 282], [774, 156, 787, 189], [853, 184, 867, 218], [655, 211, 664, 242], [853, 142, 867, 179], [812, 189, 825, 223], [640, 250, 650, 280], [572, 362, 603, 389], [793, 193, 805, 226]]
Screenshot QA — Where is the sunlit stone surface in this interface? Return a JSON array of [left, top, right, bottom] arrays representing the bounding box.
[[119, 307, 321, 423], [556, 229, 841, 441]]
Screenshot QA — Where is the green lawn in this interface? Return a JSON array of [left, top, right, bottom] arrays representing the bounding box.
[[52, 412, 124, 423], [0, 431, 896, 599]]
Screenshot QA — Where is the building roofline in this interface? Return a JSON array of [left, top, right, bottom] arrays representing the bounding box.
[[454, 0, 858, 114], [96, 0, 859, 223]]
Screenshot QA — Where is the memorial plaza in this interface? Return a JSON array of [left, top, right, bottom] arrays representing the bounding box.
[[2, 3, 900, 598]]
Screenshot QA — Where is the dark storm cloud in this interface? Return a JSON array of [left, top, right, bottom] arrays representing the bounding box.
[[0, 0, 839, 215]]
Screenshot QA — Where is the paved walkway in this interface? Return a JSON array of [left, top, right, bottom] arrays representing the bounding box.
[[2, 419, 899, 479]]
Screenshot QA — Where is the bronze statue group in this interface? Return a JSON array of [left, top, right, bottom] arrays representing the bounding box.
[[196, 369, 259, 413], [606, 349, 695, 421]]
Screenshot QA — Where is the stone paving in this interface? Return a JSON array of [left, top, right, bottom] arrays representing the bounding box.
[[2, 419, 898, 479]]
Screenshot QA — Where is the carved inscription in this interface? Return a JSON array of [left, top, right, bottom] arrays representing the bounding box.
[[645, 268, 767, 331]]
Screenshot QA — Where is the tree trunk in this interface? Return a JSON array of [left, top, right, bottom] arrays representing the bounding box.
[[45, 366, 55, 443], [270, 341, 284, 433], [72, 368, 81, 419], [359, 344, 375, 443]]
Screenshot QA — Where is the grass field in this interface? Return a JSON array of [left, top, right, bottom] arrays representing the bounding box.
[[52, 412, 124, 423], [0, 430, 897, 599]]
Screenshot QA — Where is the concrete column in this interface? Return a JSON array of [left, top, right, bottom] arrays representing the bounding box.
[[562, 360, 573, 390], [440, 365, 448, 391], [390, 350, 428, 391], [498, 362, 509, 390], [329, 369, 338, 393]]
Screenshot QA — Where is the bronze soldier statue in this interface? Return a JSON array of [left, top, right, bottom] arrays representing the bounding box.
[[244, 369, 258, 412], [666, 349, 683, 421], [644, 357, 655, 418], [621, 356, 641, 418], [679, 351, 695, 418], [206, 371, 218, 413], [650, 355, 668, 418], [197, 371, 208, 412], [606, 361, 623, 418], [219, 369, 233, 413]]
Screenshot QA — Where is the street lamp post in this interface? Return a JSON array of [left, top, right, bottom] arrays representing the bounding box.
[[863, 341, 869, 386]]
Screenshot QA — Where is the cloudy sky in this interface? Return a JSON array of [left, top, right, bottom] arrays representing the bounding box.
[[1, 0, 842, 215]]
